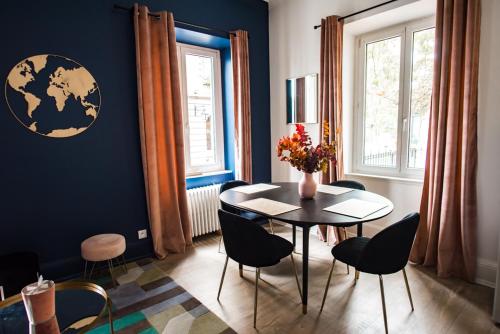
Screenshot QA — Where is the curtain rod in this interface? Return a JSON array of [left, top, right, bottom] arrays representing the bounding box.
[[113, 4, 236, 38], [313, 0, 399, 29]]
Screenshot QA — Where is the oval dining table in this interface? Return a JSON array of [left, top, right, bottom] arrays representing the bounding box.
[[219, 182, 394, 314]]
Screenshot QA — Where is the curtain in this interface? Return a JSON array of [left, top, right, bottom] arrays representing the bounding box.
[[317, 16, 345, 245], [230, 30, 252, 182], [133, 4, 192, 259], [410, 0, 481, 281]]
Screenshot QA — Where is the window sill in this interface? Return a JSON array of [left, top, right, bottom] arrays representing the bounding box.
[[186, 170, 232, 179], [186, 170, 234, 190], [345, 172, 424, 184]]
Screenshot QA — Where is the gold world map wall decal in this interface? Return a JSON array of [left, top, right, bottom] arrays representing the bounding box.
[[5, 54, 101, 137]]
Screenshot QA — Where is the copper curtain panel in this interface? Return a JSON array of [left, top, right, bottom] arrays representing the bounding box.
[[133, 4, 192, 259], [410, 0, 481, 281], [318, 16, 345, 245], [230, 30, 253, 182]]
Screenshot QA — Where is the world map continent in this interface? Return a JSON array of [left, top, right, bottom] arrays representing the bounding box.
[[6, 54, 100, 137]]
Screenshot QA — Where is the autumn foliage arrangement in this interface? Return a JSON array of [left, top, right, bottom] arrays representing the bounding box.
[[276, 122, 336, 174]]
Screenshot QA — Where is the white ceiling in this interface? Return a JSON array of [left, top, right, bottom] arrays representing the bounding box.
[[344, 0, 436, 35]]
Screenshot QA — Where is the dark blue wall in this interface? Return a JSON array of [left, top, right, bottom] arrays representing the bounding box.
[[0, 0, 270, 279]]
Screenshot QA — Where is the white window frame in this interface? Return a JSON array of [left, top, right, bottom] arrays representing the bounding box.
[[353, 17, 435, 179], [177, 43, 225, 176]]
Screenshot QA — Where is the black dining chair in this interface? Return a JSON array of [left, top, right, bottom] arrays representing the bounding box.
[[218, 180, 274, 252], [330, 179, 366, 191], [329, 179, 366, 275], [320, 213, 420, 334], [217, 209, 302, 328]]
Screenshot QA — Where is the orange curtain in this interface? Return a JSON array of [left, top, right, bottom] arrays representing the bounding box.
[[410, 0, 480, 281], [318, 16, 345, 245], [230, 30, 252, 182], [133, 4, 192, 258]]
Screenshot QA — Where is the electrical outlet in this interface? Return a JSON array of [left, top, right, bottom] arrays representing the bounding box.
[[138, 229, 147, 240]]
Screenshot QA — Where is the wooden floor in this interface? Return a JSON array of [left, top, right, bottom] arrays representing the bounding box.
[[154, 224, 499, 334]]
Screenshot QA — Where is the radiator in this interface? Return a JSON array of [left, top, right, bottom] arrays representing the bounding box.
[[187, 184, 222, 237]]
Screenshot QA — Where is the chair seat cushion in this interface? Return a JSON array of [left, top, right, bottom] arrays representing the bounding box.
[[81, 234, 126, 262], [331, 237, 370, 267], [240, 211, 269, 225]]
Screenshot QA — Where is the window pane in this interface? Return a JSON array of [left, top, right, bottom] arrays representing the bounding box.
[[408, 28, 435, 169], [185, 53, 216, 167], [363, 36, 401, 167]]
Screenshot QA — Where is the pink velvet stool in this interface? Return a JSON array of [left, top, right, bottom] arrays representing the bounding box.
[[81, 234, 127, 286]]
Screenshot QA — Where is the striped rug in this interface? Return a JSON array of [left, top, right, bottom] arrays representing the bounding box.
[[87, 258, 235, 334]]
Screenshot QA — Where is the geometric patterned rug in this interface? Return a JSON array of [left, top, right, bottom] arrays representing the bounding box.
[[86, 258, 236, 334]]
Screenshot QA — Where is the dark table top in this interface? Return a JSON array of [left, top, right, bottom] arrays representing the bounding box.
[[219, 182, 394, 227]]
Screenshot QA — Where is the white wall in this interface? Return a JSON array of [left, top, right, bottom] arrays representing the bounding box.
[[269, 0, 500, 287], [478, 0, 500, 288]]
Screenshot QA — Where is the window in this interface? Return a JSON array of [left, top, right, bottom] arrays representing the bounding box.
[[177, 43, 225, 176], [354, 18, 435, 178]]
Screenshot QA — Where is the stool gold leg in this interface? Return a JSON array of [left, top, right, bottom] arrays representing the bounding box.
[[88, 262, 96, 280], [83, 260, 88, 280], [121, 254, 128, 274], [108, 260, 116, 288]]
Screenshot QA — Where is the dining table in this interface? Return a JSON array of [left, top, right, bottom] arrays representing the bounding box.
[[219, 182, 394, 314]]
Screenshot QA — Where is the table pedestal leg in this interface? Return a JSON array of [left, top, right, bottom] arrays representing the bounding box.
[[302, 226, 309, 314], [357, 223, 363, 237]]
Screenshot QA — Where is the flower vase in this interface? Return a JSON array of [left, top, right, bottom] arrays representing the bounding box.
[[298, 173, 317, 199]]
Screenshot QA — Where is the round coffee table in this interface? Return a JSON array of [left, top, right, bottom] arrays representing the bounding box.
[[0, 281, 113, 334]]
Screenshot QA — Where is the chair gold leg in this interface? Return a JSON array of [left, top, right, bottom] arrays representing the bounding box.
[[269, 220, 275, 234], [290, 254, 302, 300], [402, 268, 414, 311], [379, 275, 388, 334], [355, 270, 360, 283], [218, 235, 224, 253], [254, 268, 260, 328], [320, 258, 336, 313], [217, 256, 229, 301], [239, 263, 243, 277]]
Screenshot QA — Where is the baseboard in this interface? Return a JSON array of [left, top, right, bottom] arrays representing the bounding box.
[[273, 221, 497, 288], [476, 258, 497, 288]]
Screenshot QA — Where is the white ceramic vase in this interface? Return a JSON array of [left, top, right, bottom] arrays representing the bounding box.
[[298, 172, 317, 199]]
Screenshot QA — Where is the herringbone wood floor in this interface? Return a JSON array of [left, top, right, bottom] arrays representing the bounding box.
[[154, 224, 499, 334]]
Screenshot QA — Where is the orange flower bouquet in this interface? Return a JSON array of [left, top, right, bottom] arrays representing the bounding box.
[[276, 122, 336, 198]]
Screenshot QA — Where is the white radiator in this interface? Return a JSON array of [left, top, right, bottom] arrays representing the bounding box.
[[187, 184, 222, 237]]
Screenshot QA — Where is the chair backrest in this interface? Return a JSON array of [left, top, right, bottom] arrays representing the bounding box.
[[220, 180, 249, 214], [218, 209, 278, 267], [357, 213, 420, 275], [330, 180, 366, 191]]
